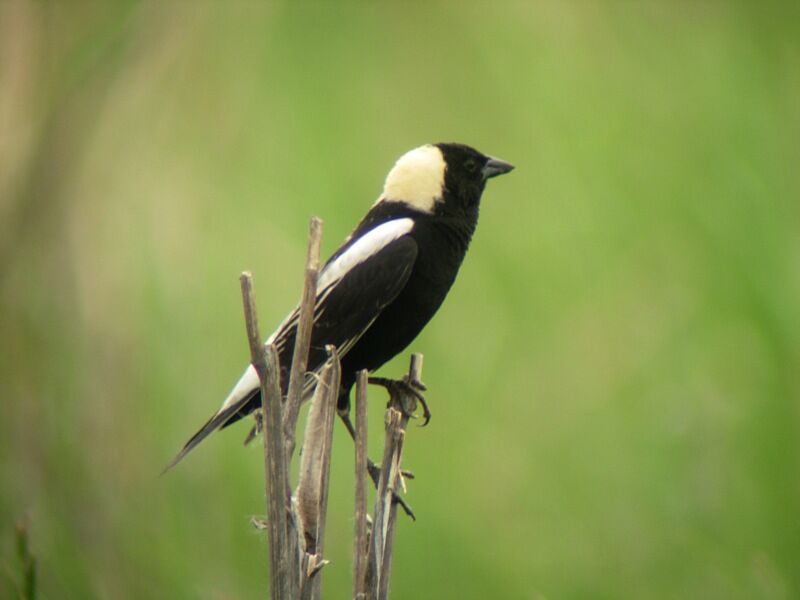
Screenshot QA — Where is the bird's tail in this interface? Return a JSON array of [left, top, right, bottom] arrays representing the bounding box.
[[162, 393, 255, 473], [163, 367, 322, 473]]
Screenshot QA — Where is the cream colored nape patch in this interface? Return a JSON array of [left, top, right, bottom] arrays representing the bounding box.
[[379, 145, 446, 213]]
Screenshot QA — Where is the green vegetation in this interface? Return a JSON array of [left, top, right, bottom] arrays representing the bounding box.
[[1, 2, 798, 598]]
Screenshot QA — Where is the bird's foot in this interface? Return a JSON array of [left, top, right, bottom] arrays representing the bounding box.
[[242, 410, 263, 446], [367, 458, 416, 520], [339, 410, 416, 519], [366, 459, 414, 483], [368, 375, 431, 426]]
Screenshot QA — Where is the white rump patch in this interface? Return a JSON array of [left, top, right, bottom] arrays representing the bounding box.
[[379, 145, 445, 213], [218, 364, 260, 412], [318, 218, 414, 290]]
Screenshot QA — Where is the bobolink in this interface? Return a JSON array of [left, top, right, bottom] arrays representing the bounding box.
[[168, 143, 513, 468]]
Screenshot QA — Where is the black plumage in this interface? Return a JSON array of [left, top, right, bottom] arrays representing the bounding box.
[[168, 142, 513, 468]]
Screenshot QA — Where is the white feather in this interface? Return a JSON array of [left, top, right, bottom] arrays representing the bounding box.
[[317, 218, 414, 290], [218, 364, 260, 412]]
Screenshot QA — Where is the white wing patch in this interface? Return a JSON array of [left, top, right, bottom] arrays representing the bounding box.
[[379, 145, 446, 214], [317, 218, 414, 290]]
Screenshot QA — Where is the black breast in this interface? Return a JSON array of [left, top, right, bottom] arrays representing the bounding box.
[[338, 213, 476, 393]]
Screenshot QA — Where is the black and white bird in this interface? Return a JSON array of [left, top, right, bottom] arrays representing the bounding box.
[[168, 143, 513, 468]]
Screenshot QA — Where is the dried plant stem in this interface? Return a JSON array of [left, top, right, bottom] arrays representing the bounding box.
[[363, 354, 422, 600], [239, 217, 418, 600], [353, 369, 369, 599], [296, 346, 340, 600], [240, 273, 297, 600], [284, 216, 323, 459]]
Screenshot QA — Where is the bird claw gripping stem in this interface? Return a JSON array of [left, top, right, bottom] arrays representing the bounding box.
[[367, 375, 431, 426], [242, 410, 263, 446], [366, 458, 416, 520]]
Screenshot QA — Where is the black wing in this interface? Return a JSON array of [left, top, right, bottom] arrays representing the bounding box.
[[165, 232, 418, 470], [286, 234, 419, 380]]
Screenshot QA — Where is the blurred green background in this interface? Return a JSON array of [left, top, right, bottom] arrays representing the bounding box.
[[2, 1, 799, 598]]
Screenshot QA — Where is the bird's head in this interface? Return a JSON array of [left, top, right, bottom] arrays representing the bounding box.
[[380, 143, 513, 216]]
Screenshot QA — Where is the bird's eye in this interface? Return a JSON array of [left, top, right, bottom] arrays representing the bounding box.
[[464, 159, 478, 173]]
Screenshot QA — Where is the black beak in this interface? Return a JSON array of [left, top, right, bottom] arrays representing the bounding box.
[[482, 156, 515, 179]]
